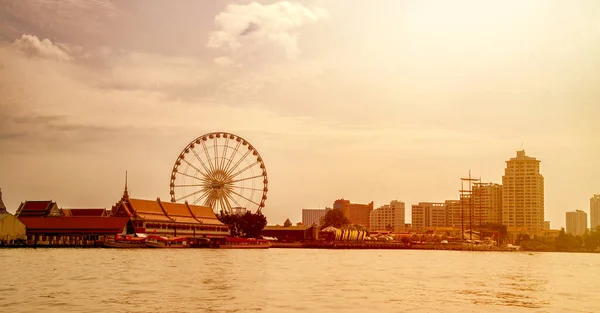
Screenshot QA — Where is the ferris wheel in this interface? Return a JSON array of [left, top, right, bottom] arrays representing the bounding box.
[[169, 132, 268, 214]]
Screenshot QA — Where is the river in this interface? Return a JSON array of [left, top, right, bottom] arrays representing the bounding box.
[[0, 249, 598, 312]]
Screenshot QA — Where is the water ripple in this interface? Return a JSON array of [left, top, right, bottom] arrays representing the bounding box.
[[0, 249, 599, 312]]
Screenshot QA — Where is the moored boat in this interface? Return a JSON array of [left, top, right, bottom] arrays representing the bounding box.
[[145, 236, 189, 248], [101, 236, 147, 248], [221, 237, 271, 249]]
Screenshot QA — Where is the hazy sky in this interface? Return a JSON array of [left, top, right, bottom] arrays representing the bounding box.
[[1, 0, 599, 228]]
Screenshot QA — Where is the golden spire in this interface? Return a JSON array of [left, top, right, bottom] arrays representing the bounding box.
[[122, 171, 129, 201]]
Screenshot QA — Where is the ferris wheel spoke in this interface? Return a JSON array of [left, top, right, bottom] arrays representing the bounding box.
[[220, 136, 229, 171], [174, 183, 209, 188], [229, 185, 264, 192], [225, 149, 251, 177], [177, 171, 209, 183], [201, 140, 216, 172], [190, 148, 213, 179], [222, 140, 241, 173], [221, 192, 234, 212], [223, 189, 243, 208], [191, 188, 212, 205], [229, 174, 264, 184], [176, 187, 208, 202], [213, 139, 220, 171], [227, 161, 260, 180], [228, 189, 260, 207], [180, 158, 209, 180]]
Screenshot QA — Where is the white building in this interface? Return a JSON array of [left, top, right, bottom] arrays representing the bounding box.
[[370, 200, 405, 232], [411, 202, 446, 230], [302, 208, 330, 227], [566, 210, 587, 236]]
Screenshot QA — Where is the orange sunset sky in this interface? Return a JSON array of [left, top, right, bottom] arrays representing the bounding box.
[[0, 0, 599, 228]]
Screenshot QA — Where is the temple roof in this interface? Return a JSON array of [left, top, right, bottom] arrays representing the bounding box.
[[61, 208, 108, 217], [19, 216, 128, 234], [15, 201, 58, 217]]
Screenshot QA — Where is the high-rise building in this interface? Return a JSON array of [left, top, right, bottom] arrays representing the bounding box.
[[591, 194, 600, 231], [446, 199, 466, 229], [566, 210, 587, 236], [302, 208, 330, 227], [472, 183, 503, 225], [411, 202, 446, 230], [502, 150, 545, 231], [370, 200, 405, 232], [333, 199, 374, 229]]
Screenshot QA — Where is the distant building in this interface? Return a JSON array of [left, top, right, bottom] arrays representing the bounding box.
[[502, 150, 545, 231], [566, 210, 587, 236], [446, 199, 469, 229], [411, 202, 446, 230], [472, 183, 503, 225], [262, 222, 317, 242], [591, 194, 600, 230], [333, 199, 374, 229], [370, 200, 405, 232], [543, 221, 551, 231], [302, 208, 330, 227], [544, 221, 550, 230]]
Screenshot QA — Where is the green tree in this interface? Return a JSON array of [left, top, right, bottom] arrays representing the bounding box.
[[320, 209, 351, 229], [217, 210, 267, 238]]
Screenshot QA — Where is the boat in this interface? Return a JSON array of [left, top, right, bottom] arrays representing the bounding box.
[[145, 236, 190, 248], [101, 236, 147, 248], [220, 237, 272, 249]]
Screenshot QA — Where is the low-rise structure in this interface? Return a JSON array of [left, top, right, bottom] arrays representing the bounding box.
[[302, 208, 330, 227]]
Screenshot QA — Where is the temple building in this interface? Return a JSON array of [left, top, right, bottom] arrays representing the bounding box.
[[110, 181, 230, 241]]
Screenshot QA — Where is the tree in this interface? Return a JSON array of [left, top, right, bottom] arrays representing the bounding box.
[[217, 211, 267, 238], [319, 209, 350, 229]]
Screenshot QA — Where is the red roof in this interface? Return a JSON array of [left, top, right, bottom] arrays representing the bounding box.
[[19, 217, 128, 234], [16, 201, 54, 217], [62, 208, 107, 217]]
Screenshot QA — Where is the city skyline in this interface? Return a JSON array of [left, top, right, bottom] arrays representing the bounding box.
[[1, 1, 599, 229]]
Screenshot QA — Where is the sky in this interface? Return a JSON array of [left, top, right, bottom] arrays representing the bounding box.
[[0, 0, 599, 228]]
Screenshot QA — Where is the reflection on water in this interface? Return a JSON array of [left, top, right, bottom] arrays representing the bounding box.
[[1, 249, 599, 312]]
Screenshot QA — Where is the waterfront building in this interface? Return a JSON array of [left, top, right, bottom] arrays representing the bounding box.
[[566, 210, 587, 236], [591, 194, 600, 230], [472, 183, 503, 225], [16, 201, 129, 246], [370, 200, 405, 232], [502, 150, 545, 232], [262, 221, 318, 241], [411, 202, 446, 230], [0, 189, 26, 244], [333, 199, 374, 229], [302, 208, 330, 227], [111, 184, 229, 240]]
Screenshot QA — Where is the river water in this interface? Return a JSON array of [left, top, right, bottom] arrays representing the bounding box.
[[1, 249, 599, 313]]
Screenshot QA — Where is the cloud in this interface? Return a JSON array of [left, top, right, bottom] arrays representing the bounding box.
[[213, 56, 235, 67], [10, 34, 71, 61], [207, 1, 328, 60]]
